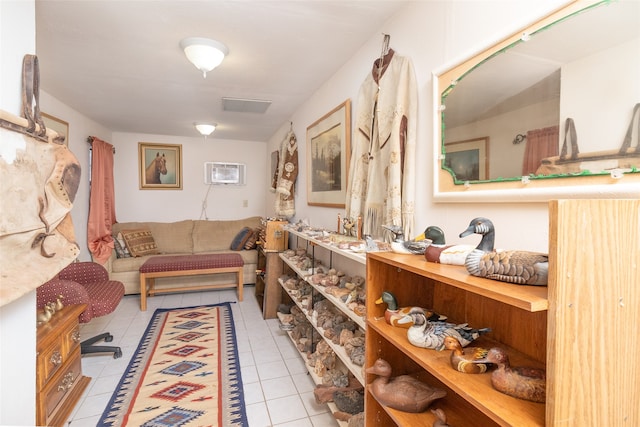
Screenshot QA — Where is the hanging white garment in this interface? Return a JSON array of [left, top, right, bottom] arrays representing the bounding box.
[[346, 49, 417, 240]]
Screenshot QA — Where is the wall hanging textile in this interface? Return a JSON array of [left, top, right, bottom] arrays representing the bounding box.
[[274, 130, 298, 218], [346, 44, 417, 240], [0, 54, 80, 307], [87, 136, 117, 264]]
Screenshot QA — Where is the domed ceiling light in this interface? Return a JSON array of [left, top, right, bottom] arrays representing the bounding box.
[[180, 37, 228, 78], [194, 123, 217, 139]]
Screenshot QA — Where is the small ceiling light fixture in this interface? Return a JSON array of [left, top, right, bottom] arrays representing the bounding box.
[[195, 123, 217, 139], [180, 37, 228, 78]]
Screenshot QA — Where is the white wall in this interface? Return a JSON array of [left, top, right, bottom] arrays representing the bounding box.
[[561, 37, 640, 153], [268, 0, 580, 253], [0, 1, 37, 425], [111, 132, 267, 222]]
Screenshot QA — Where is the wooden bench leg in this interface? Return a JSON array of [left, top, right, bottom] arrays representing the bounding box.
[[140, 273, 147, 311], [237, 268, 244, 301]]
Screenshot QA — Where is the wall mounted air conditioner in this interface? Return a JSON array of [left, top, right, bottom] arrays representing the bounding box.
[[204, 162, 246, 185]]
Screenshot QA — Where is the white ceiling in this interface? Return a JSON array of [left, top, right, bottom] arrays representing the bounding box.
[[35, 0, 408, 142]]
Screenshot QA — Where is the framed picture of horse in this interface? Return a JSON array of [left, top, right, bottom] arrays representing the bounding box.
[[138, 142, 182, 190]]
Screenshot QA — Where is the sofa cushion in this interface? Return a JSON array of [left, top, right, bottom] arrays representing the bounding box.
[[121, 229, 160, 257], [111, 254, 152, 273], [193, 216, 263, 253], [230, 227, 253, 251], [113, 220, 194, 254]]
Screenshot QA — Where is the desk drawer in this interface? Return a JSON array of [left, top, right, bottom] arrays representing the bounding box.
[[63, 323, 82, 354], [41, 352, 82, 424], [36, 341, 64, 390]]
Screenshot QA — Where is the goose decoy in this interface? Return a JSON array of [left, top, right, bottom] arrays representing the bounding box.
[[375, 291, 447, 328], [423, 226, 474, 265], [442, 336, 492, 374], [383, 225, 432, 255], [459, 217, 548, 285], [398, 307, 491, 351], [366, 358, 446, 413], [473, 347, 546, 403]]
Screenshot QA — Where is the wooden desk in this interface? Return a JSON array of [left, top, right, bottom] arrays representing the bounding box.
[[36, 304, 91, 427]]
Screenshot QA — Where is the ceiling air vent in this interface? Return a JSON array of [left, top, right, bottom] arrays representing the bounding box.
[[222, 97, 272, 114]]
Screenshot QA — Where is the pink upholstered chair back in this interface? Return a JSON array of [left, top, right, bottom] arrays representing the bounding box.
[[37, 262, 124, 324]]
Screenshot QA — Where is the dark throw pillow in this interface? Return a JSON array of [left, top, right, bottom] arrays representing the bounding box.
[[230, 227, 253, 251]]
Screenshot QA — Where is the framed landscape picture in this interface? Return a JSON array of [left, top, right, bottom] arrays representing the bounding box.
[[138, 142, 182, 190], [306, 99, 351, 207], [444, 137, 490, 181]]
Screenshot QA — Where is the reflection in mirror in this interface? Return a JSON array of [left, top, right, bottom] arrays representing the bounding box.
[[441, 0, 639, 184]]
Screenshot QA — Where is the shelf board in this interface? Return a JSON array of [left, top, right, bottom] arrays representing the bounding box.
[[367, 318, 545, 426], [281, 329, 349, 427], [367, 389, 437, 427], [368, 252, 548, 312], [281, 242, 366, 330], [279, 252, 315, 278], [279, 279, 365, 385], [287, 228, 366, 264], [306, 279, 366, 330]]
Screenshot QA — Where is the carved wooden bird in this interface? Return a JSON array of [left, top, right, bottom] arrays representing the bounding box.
[[442, 336, 492, 374], [375, 291, 447, 328], [383, 224, 431, 255], [398, 308, 491, 351], [459, 217, 548, 285], [473, 347, 546, 403], [366, 358, 446, 413], [422, 226, 474, 265]]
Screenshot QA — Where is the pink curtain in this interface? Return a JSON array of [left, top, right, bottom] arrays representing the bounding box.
[[522, 125, 559, 175], [87, 137, 116, 264]]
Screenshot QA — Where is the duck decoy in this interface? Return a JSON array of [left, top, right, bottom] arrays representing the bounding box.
[[459, 217, 548, 285], [375, 291, 447, 328], [54, 294, 64, 311], [431, 408, 450, 427], [442, 336, 492, 374], [422, 226, 475, 265], [398, 307, 491, 351], [473, 347, 546, 403], [366, 358, 446, 413], [37, 304, 54, 325], [383, 225, 432, 255]]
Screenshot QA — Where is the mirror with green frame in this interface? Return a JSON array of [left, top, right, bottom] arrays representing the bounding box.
[[435, 0, 640, 200]]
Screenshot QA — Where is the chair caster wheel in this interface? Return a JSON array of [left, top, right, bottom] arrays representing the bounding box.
[[114, 349, 122, 359], [105, 334, 114, 342]]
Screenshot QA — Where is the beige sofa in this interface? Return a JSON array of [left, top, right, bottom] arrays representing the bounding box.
[[103, 216, 263, 295]]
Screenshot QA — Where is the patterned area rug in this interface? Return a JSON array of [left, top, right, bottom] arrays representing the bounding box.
[[98, 302, 247, 426]]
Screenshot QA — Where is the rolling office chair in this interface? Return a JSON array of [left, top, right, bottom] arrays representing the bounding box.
[[37, 262, 125, 358]]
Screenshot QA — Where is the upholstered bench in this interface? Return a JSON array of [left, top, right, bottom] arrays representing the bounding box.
[[138, 254, 244, 310]]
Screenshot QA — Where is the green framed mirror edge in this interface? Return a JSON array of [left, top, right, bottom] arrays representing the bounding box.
[[432, 0, 640, 202]]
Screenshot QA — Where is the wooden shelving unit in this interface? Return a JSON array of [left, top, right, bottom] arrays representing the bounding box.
[[278, 227, 367, 422], [364, 200, 640, 426], [255, 244, 285, 319]]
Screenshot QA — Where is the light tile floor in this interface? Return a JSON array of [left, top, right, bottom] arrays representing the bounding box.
[[65, 286, 339, 427]]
